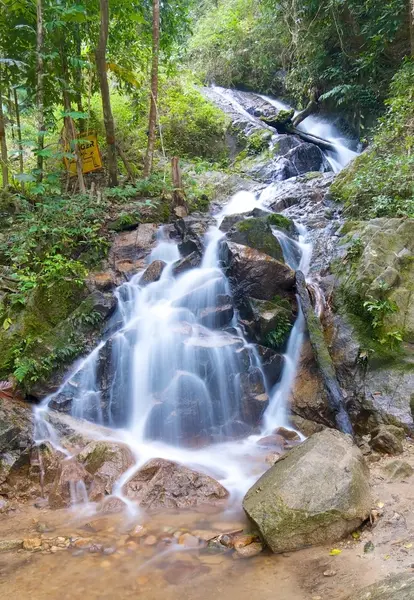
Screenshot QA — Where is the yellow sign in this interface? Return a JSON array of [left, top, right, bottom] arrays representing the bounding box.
[[64, 133, 102, 175]]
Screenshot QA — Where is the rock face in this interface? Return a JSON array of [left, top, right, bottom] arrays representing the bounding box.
[[109, 223, 158, 278], [346, 573, 414, 600], [123, 458, 229, 510], [243, 429, 371, 553], [220, 241, 295, 300]]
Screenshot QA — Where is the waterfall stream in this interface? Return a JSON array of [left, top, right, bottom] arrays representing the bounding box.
[[34, 90, 356, 511]]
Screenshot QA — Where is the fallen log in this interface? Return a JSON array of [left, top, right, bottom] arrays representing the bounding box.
[[296, 270, 354, 436], [260, 112, 338, 153], [292, 128, 337, 153]]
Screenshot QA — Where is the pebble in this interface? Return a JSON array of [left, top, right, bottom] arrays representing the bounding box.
[[364, 541, 375, 553], [234, 541, 263, 559], [71, 549, 85, 557], [130, 525, 148, 538], [136, 576, 149, 586], [323, 569, 337, 577], [143, 535, 158, 546], [50, 546, 58, 554], [103, 547, 116, 555]]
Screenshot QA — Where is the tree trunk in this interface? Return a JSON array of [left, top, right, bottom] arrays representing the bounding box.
[[171, 156, 188, 218], [13, 88, 24, 178], [95, 0, 118, 187], [0, 77, 9, 188], [296, 271, 354, 436], [143, 0, 160, 177], [61, 47, 86, 194], [292, 90, 319, 128], [36, 0, 45, 182], [115, 142, 135, 183]]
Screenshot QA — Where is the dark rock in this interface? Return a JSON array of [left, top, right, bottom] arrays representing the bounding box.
[[220, 241, 295, 300], [109, 223, 158, 277], [172, 252, 202, 276], [273, 427, 301, 442], [140, 260, 166, 286], [198, 304, 234, 329], [227, 217, 284, 262], [370, 426, 404, 455], [256, 345, 285, 389], [240, 368, 269, 425], [243, 429, 372, 553], [285, 143, 330, 175], [123, 458, 229, 510]]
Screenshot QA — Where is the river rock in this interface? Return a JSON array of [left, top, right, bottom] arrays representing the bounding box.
[[77, 441, 135, 501], [382, 460, 414, 481], [123, 458, 229, 510], [370, 425, 404, 455], [256, 346, 284, 389], [346, 573, 414, 599], [140, 260, 166, 286], [243, 429, 371, 553], [172, 251, 202, 276], [49, 459, 92, 509], [220, 241, 295, 300], [285, 143, 330, 175], [227, 217, 284, 262], [240, 368, 269, 425]]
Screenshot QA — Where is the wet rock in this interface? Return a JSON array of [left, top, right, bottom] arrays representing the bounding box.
[[0, 539, 23, 552], [370, 426, 404, 455], [240, 367, 269, 425], [273, 427, 301, 442], [256, 435, 286, 450], [198, 303, 234, 329], [234, 541, 264, 558], [382, 460, 414, 481], [123, 458, 229, 510], [77, 441, 135, 501], [346, 573, 414, 599], [172, 251, 202, 276], [243, 429, 371, 553], [256, 346, 284, 389], [140, 260, 166, 286], [220, 241, 295, 300], [97, 496, 128, 514], [288, 415, 325, 437], [49, 459, 92, 509], [227, 217, 284, 262], [285, 143, 330, 175]]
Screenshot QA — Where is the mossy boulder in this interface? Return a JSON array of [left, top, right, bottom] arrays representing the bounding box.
[[243, 429, 371, 553], [227, 217, 284, 262]]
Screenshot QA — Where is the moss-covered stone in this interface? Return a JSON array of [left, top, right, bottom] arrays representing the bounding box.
[[243, 429, 371, 553], [228, 217, 285, 262], [266, 213, 294, 233]]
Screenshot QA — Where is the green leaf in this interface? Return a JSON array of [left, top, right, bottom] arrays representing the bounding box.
[[60, 110, 89, 120]]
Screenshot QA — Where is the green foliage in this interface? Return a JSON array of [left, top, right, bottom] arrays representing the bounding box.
[[267, 213, 294, 232], [345, 237, 364, 262], [159, 79, 229, 161], [264, 314, 292, 350], [246, 131, 271, 155], [332, 60, 414, 218]]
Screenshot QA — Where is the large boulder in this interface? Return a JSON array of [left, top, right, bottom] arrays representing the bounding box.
[[123, 458, 229, 510], [48, 459, 92, 509], [346, 573, 414, 600], [220, 241, 295, 300], [140, 260, 166, 286], [227, 217, 284, 262], [285, 143, 330, 175], [109, 223, 158, 278], [243, 429, 371, 553]]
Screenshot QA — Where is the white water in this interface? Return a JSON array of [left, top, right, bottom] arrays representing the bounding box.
[[258, 93, 358, 171]]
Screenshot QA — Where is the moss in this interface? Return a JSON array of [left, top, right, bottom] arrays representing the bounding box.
[[232, 218, 284, 261], [266, 213, 294, 232], [246, 131, 271, 156]]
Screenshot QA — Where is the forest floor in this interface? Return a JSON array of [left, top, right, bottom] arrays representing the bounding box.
[[1, 443, 414, 600]]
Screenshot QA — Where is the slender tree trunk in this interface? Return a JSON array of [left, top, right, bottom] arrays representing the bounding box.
[[95, 0, 118, 187], [115, 142, 135, 183], [61, 47, 86, 194], [171, 157, 188, 218], [0, 77, 9, 188], [36, 0, 45, 181], [74, 26, 84, 115], [13, 88, 24, 178], [143, 0, 160, 177]]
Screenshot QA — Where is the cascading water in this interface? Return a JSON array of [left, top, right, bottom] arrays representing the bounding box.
[[34, 87, 357, 510]]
